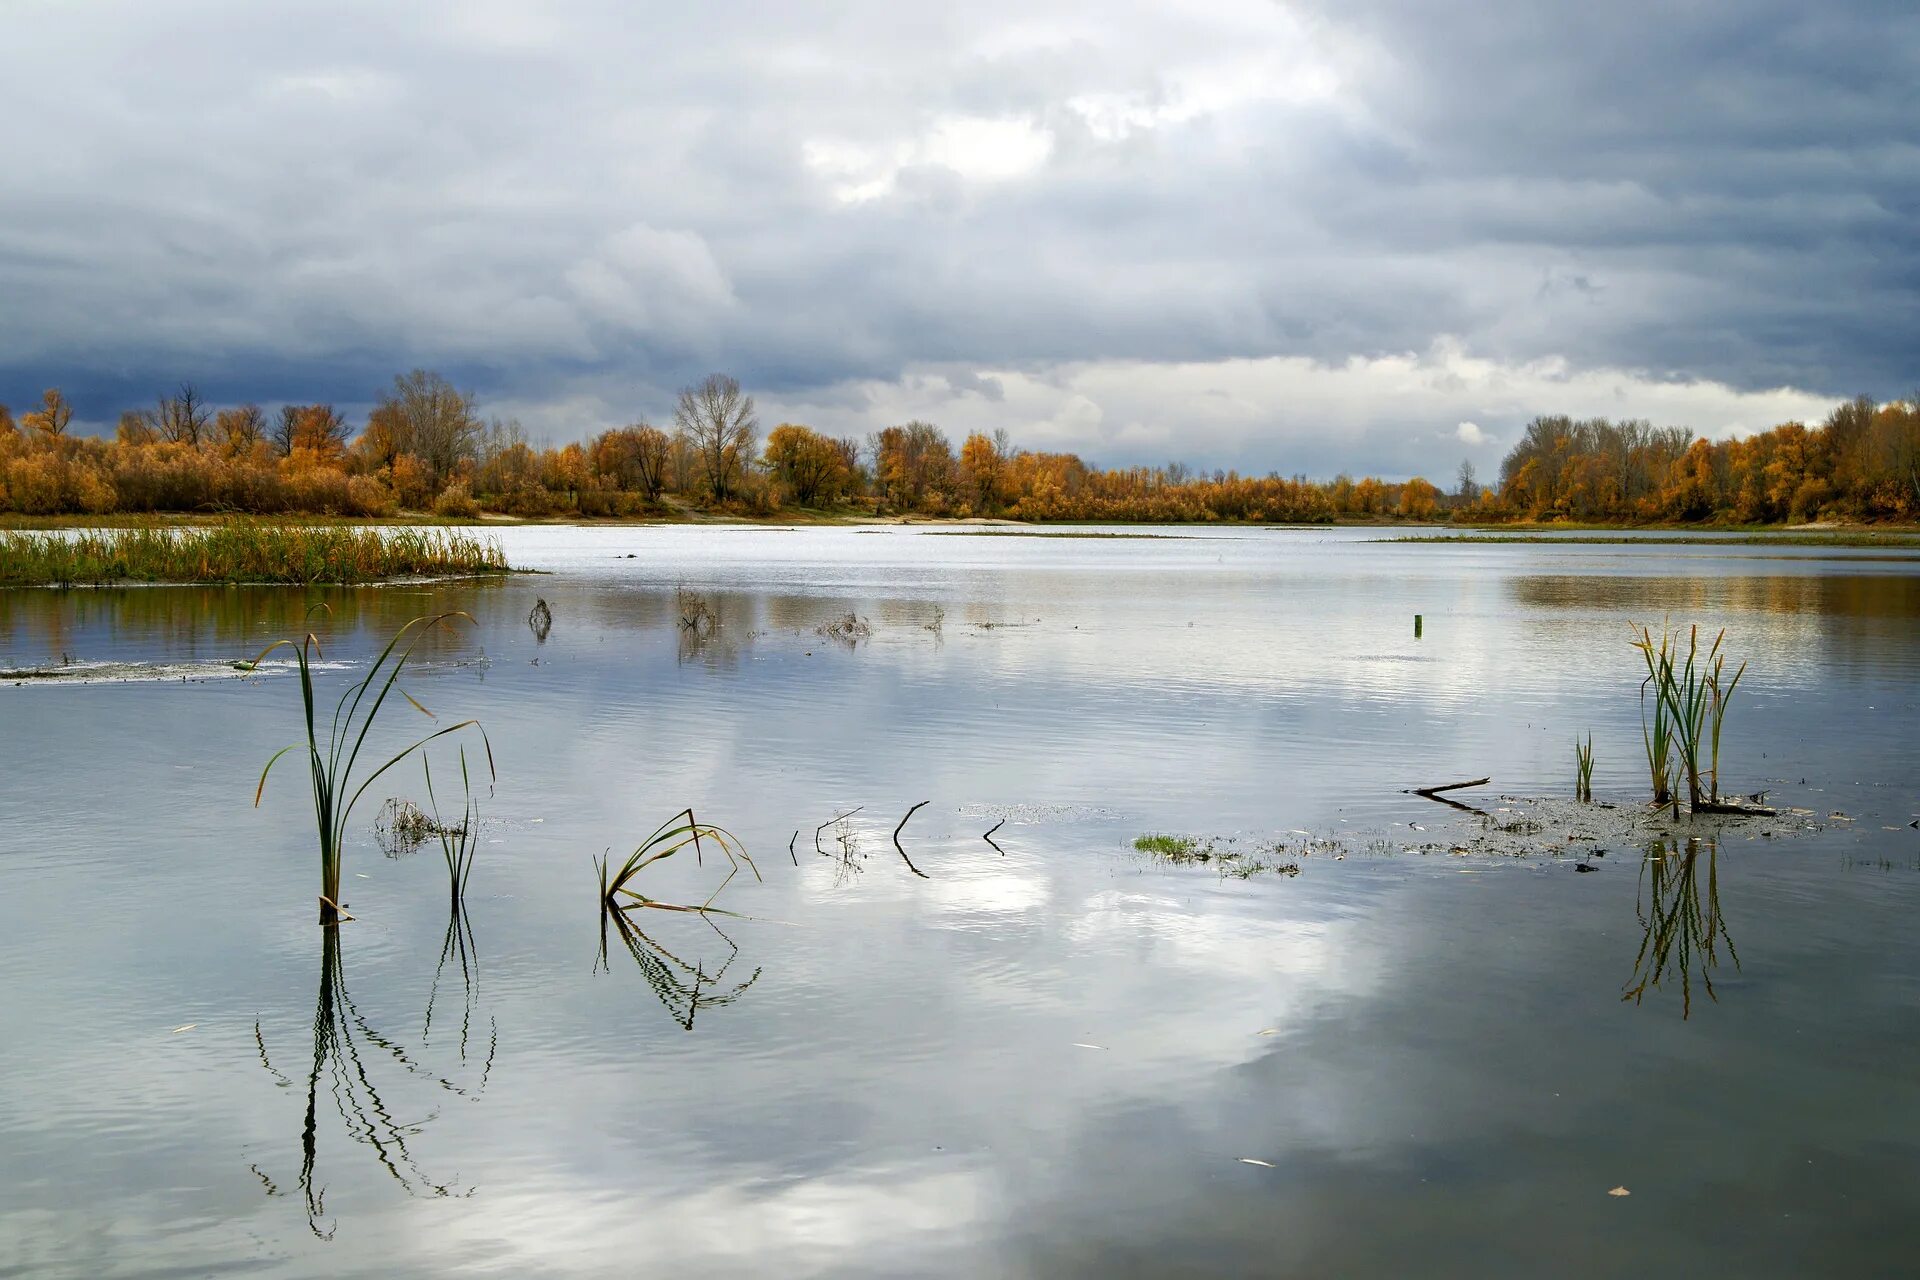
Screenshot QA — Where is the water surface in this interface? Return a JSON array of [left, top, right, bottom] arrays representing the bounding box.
[[2, 525, 1917, 1278]]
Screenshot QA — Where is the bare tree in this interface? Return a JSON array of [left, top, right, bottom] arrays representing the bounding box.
[[373, 370, 478, 483], [673, 374, 758, 502], [156, 383, 211, 446], [1456, 459, 1478, 500]]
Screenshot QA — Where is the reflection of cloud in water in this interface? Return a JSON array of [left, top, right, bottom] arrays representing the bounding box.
[[394, 1166, 990, 1276]]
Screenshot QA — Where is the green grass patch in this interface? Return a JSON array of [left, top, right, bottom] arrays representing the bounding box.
[[1134, 833, 1204, 859], [0, 522, 512, 586]]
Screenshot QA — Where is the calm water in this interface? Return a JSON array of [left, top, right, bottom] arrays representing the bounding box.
[[2, 525, 1918, 1278]]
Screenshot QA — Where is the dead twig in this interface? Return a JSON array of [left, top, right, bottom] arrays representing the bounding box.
[[815, 807, 863, 856], [893, 801, 931, 878], [983, 817, 1006, 855]]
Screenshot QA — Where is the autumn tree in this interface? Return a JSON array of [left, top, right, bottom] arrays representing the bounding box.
[[763, 423, 852, 506], [1398, 476, 1440, 519], [958, 432, 1004, 510], [373, 370, 479, 483], [0, 404, 14, 435], [287, 405, 351, 460], [590, 424, 671, 499], [117, 408, 159, 445], [214, 404, 267, 455], [872, 421, 955, 511], [674, 373, 758, 502], [22, 388, 74, 438]]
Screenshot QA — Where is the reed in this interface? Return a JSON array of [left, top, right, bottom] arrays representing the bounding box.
[[598, 808, 760, 913], [422, 748, 483, 908], [0, 521, 509, 586], [1631, 622, 1745, 809], [254, 611, 494, 923], [1629, 624, 1677, 807], [1575, 733, 1595, 803]]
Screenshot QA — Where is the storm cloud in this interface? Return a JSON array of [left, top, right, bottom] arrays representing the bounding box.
[[1, 0, 1913, 475]]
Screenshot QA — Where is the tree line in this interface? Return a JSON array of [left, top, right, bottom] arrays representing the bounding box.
[[1484, 397, 1920, 523], [1, 371, 1913, 524]]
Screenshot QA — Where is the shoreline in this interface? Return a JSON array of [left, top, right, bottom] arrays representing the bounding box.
[[3, 510, 1916, 537]]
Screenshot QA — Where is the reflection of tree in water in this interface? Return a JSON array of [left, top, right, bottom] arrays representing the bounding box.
[[1622, 835, 1740, 1018], [596, 906, 762, 1031], [252, 913, 495, 1238]]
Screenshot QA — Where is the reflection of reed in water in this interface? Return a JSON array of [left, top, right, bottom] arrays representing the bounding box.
[[596, 906, 762, 1031], [251, 913, 496, 1238], [1622, 836, 1740, 1018]]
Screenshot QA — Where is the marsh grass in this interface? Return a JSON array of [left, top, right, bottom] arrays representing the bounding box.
[[598, 808, 760, 913], [1134, 832, 1303, 879], [1575, 733, 1595, 803], [1134, 833, 1203, 860], [422, 748, 483, 907], [0, 522, 510, 586], [1631, 622, 1746, 808], [1631, 627, 1678, 808], [254, 611, 493, 923]]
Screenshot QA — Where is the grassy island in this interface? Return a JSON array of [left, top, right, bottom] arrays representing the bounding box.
[[0, 523, 511, 587]]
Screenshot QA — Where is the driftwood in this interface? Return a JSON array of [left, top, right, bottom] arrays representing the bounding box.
[[1693, 801, 1777, 817], [893, 801, 931, 878], [1411, 777, 1491, 798], [1405, 776, 1492, 816]]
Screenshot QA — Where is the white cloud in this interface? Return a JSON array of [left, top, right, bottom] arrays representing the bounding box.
[[1455, 421, 1491, 446]]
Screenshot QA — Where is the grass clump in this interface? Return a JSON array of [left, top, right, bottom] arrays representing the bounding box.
[[1630, 622, 1746, 809], [1575, 733, 1595, 803], [1134, 832, 1303, 879], [254, 611, 493, 923], [599, 808, 760, 914], [0, 522, 510, 586], [1134, 833, 1204, 860]]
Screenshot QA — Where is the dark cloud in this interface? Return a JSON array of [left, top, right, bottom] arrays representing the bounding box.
[[0, 1, 1911, 472]]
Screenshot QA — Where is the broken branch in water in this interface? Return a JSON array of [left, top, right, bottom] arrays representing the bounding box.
[[1412, 777, 1492, 797], [893, 801, 931, 878], [983, 817, 1006, 855], [815, 807, 863, 856], [1405, 776, 1492, 816], [789, 830, 799, 866]]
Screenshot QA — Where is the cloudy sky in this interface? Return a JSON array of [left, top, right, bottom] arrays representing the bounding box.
[[2, 0, 1914, 476]]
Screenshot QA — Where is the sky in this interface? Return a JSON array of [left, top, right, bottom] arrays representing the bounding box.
[[1, 0, 1915, 478]]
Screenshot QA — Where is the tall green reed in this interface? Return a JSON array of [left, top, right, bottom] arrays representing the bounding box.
[[254, 611, 492, 923], [1574, 733, 1595, 803], [422, 747, 483, 909], [1630, 624, 1676, 807], [1631, 622, 1746, 809]]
